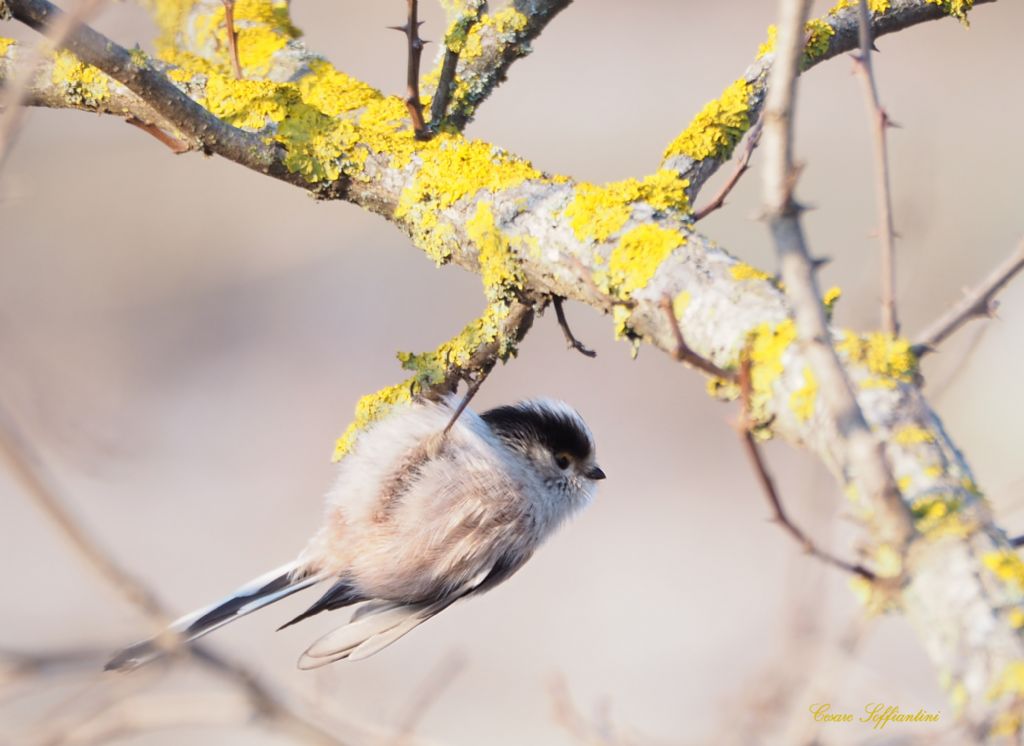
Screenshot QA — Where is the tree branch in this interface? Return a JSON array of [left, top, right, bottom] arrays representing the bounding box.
[[427, 1, 484, 132], [390, 0, 427, 138], [761, 0, 914, 552], [5, 0, 305, 188], [913, 237, 1024, 356], [422, 0, 574, 131], [692, 120, 762, 222], [668, 0, 998, 201], [853, 0, 900, 335]]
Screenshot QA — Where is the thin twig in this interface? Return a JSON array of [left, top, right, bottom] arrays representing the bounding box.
[[760, 0, 914, 551], [390, 0, 427, 139], [0, 401, 353, 746], [693, 120, 763, 222], [913, 238, 1024, 357], [222, 0, 243, 79], [852, 0, 899, 335], [659, 295, 735, 380], [552, 296, 596, 358], [738, 354, 875, 580], [125, 117, 189, 153], [443, 369, 490, 434]]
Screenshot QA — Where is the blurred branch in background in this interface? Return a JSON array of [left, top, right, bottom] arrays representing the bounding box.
[[913, 237, 1024, 357], [0, 400, 424, 746], [0, 0, 106, 169]]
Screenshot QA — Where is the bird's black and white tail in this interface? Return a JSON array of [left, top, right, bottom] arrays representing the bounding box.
[[106, 561, 322, 671]]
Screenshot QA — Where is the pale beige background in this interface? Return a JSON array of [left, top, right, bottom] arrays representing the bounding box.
[[1, 1, 1023, 744]]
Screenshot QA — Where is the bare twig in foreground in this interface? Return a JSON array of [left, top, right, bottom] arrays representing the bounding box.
[[553, 296, 597, 358], [913, 237, 1024, 357], [693, 120, 763, 222], [760, 0, 914, 551], [852, 0, 900, 335], [737, 354, 875, 580]]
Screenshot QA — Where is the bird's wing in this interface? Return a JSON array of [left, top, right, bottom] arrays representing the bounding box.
[[295, 566, 501, 668]]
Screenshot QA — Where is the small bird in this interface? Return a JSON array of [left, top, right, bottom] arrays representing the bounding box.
[[107, 397, 604, 670]]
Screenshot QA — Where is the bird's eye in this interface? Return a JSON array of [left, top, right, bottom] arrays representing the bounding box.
[[554, 453, 571, 470]]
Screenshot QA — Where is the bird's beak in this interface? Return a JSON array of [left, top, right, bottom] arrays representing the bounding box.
[[585, 464, 606, 480]]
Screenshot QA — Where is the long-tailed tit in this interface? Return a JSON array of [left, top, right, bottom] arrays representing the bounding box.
[[107, 397, 604, 670]]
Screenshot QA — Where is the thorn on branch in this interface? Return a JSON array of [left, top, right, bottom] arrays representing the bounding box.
[[125, 117, 189, 153], [391, 0, 428, 139], [737, 351, 876, 581], [913, 238, 1024, 357], [693, 120, 763, 222], [659, 295, 735, 381], [853, 0, 900, 336], [221, 0, 243, 80], [552, 296, 596, 358]]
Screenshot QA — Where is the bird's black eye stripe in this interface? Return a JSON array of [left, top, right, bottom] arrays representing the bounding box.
[[481, 403, 592, 462]]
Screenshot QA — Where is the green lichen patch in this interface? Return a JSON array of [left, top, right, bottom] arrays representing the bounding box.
[[789, 366, 818, 422], [730, 262, 772, 282], [394, 136, 543, 263], [663, 78, 752, 163], [911, 495, 971, 538], [562, 170, 691, 243], [893, 425, 936, 446], [466, 201, 525, 303], [603, 224, 685, 299], [835, 331, 917, 389], [829, 0, 891, 13], [984, 550, 1024, 594], [746, 319, 797, 426], [51, 49, 110, 107], [823, 286, 841, 319], [757, 18, 837, 65], [148, 0, 300, 79], [925, 0, 975, 22]]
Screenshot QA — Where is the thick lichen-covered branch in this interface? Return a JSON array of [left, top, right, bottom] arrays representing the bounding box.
[[665, 0, 996, 200], [0, 39, 199, 148], [5, 0, 303, 185]]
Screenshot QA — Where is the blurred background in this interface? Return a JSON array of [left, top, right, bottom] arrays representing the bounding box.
[[1, 1, 1022, 744]]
